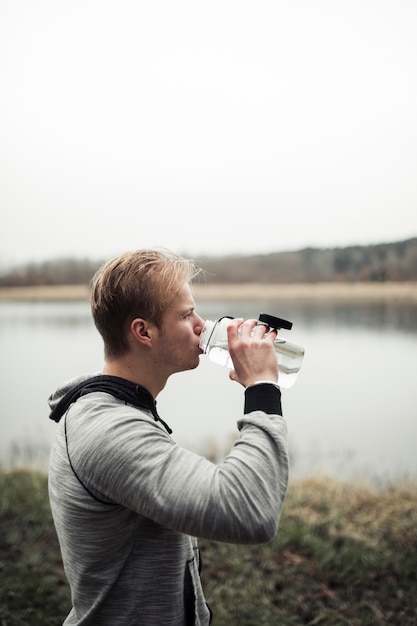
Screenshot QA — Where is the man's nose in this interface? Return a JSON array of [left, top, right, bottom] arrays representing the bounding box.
[[195, 315, 205, 333]]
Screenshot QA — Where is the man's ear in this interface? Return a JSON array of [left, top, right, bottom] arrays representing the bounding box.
[[130, 318, 154, 347]]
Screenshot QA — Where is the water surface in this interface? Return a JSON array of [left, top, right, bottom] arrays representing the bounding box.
[[1, 298, 416, 483]]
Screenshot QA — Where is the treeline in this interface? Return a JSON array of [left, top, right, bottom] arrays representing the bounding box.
[[0, 257, 101, 287], [199, 237, 417, 284], [1, 238, 417, 287]]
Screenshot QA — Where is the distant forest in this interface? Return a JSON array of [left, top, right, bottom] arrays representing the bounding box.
[[1, 238, 417, 287]]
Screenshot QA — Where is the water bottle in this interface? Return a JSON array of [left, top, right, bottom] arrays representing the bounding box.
[[199, 313, 305, 388]]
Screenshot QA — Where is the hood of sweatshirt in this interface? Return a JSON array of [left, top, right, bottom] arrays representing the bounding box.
[[48, 374, 93, 415], [48, 374, 172, 434]]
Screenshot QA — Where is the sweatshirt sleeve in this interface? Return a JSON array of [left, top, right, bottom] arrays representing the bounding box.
[[66, 392, 289, 545]]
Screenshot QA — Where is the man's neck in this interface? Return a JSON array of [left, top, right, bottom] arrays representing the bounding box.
[[103, 358, 166, 399]]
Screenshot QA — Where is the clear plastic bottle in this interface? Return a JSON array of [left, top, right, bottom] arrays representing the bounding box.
[[199, 313, 305, 389]]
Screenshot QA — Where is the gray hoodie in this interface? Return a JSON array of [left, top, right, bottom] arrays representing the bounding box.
[[48, 375, 289, 625]]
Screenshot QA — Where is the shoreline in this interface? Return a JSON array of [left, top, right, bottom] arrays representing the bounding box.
[[0, 281, 416, 302]]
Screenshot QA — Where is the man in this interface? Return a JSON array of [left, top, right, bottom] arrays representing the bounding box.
[[48, 248, 289, 625]]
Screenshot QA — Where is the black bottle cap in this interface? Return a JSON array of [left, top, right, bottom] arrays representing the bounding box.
[[258, 313, 293, 331]]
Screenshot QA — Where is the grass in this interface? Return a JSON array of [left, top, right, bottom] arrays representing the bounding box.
[[1, 470, 416, 625], [0, 470, 69, 625], [201, 476, 417, 624]]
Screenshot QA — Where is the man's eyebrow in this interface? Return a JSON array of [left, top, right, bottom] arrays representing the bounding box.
[[179, 305, 195, 314]]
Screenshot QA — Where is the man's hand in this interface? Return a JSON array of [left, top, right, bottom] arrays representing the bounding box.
[[227, 318, 279, 388]]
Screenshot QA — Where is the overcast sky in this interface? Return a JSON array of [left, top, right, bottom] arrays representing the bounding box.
[[1, 0, 416, 268]]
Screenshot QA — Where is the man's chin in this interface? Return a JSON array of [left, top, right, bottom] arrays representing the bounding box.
[[172, 357, 201, 375], [189, 357, 201, 371]]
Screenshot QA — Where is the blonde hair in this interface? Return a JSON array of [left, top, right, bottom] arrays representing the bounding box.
[[91, 249, 201, 358]]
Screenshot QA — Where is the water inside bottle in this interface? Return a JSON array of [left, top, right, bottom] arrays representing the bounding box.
[[272, 338, 304, 388], [207, 345, 234, 368]]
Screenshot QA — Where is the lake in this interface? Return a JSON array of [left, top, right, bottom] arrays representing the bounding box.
[[1, 297, 416, 484]]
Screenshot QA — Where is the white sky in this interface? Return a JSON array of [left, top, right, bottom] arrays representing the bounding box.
[[1, 0, 416, 268]]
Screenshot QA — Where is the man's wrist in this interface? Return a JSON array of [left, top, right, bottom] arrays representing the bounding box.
[[245, 380, 280, 390]]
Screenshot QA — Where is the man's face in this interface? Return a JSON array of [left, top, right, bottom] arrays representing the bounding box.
[[154, 283, 205, 376]]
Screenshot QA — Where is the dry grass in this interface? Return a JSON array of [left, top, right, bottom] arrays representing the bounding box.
[[1, 281, 417, 302], [0, 284, 91, 301]]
